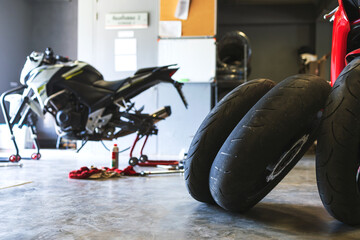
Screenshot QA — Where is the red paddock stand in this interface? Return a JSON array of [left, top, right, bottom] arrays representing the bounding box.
[[0, 85, 42, 162], [127, 134, 179, 167]]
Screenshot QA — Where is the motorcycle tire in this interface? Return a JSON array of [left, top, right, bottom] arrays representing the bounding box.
[[185, 78, 276, 204], [316, 57, 360, 226], [209, 74, 331, 212], [343, 0, 359, 22]]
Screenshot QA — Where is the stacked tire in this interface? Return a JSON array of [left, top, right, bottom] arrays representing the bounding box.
[[185, 75, 331, 212]]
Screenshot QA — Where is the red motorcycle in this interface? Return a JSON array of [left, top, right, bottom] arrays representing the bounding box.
[[316, 0, 360, 226]]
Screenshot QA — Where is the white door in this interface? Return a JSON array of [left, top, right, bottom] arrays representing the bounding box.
[[78, 0, 159, 156], [93, 0, 159, 80]]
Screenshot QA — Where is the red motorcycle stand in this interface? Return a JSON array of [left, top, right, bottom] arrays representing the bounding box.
[[128, 134, 180, 167]]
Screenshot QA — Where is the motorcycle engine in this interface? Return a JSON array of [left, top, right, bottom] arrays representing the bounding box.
[[56, 109, 83, 131], [46, 91, 88, 138]]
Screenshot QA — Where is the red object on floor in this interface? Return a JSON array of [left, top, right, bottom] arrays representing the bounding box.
[[102, 166, 139, 176], [69, 166, 139, 179], [122, 166, 140, 176], [69, 167, 102, 179]]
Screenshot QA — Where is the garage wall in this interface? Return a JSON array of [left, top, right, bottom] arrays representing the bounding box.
[[30, 0, 78, 59], [0, 0, 77, 123], [217, 3, 317, 82], [315, 20, 332, 81], [0, 0, 32, 107], [30, 0, 79, 147]]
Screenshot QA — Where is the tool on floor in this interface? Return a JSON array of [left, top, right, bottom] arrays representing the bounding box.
[[0, 181, 32, 190], [139, 169, 184, 176], [0, 163, 23, 168]]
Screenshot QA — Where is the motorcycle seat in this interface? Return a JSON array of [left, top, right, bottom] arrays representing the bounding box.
[[93, 78, 128, 92]]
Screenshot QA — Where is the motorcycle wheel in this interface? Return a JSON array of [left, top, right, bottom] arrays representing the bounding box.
[[316, 58, 360, 225], [185, 78, 276, 204], [209, 74, 331, 212]]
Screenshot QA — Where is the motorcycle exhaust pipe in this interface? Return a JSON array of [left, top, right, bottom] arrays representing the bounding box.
[[150, 106, 171, 124]]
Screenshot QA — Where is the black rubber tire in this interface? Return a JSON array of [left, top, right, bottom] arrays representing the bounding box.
[[129, 157, 138, 166], [343, 0, 359, 22], [139, 155, 148, 163], [185, 79, 276, 204], [209, 74, 331, 212], [316, 57, 360, 226]]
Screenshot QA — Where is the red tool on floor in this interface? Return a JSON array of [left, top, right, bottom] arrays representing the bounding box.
[[127, 134, 180, 167], [69, 166, 184, 179], [69, 166, 139, 179]]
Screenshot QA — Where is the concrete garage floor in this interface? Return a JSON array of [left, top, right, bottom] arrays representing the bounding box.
[[0, 150, 360, 240]]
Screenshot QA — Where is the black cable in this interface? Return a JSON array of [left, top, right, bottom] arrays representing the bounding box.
[[101, 140, 110, 151], [119, 146, 131, 153], [76, 140, 88, 153], [101, 140, 130, 153]]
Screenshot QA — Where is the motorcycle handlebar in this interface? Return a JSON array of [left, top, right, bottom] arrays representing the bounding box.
[[43, 48, 70, 64], [55, 55, 70, 62], [324, 6, 338, 21]]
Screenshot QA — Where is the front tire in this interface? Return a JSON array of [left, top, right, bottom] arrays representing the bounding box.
[[209, 74, 331, 212], [185, 79, 276, 204], [316, 58, 360, 225]]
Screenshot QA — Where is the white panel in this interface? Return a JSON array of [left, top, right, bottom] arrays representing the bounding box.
[[117, 31, 135, 38], [158, 38, 216, 82], [114, 38, 137, 55]]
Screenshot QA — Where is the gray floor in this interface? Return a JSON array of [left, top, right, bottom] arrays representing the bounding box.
[[0, 150, 360, 240]]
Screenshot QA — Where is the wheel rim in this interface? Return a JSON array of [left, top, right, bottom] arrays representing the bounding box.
[[266, 134, 309, 182], [9, 155, 16, 162]]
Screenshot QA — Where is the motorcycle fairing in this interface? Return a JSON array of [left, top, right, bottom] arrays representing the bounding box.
[[134, 66, 158, 75], [55, 65, 179, 112], [331, 0, 350, 85], [91, 66, 170, 92], [25, 65, 67, 111], [115, 68, 178, 102], [331, 0, 360, 85], [46, 63, 112, 112], [20, 51, 44, 85]]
